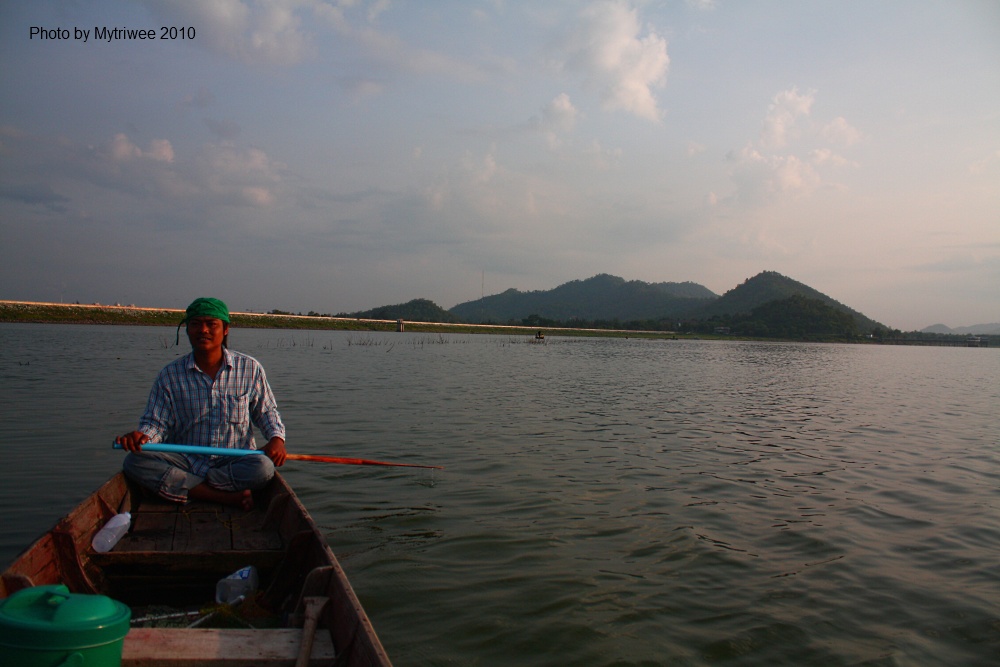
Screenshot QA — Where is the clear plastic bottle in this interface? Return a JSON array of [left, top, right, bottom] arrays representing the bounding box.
[[216, 565, 259, 604], [91, 512, 131, 553]]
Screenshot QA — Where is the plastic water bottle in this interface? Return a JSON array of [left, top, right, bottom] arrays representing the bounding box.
[[216, 565, 259, 604], [91, 512, 131, 553]]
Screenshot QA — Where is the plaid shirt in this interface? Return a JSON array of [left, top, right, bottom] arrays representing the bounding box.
[[138, 349, 286, 477]]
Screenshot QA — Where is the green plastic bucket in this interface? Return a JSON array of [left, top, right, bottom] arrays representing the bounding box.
[[0, 585, 131, 667]]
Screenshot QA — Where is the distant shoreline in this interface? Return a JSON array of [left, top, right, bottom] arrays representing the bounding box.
[[0, 300, 680, 340]]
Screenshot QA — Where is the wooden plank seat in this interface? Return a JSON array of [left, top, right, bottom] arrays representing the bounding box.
[[122, 628, 335, 666]]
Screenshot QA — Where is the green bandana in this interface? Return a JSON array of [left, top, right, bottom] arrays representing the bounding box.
[[183, 297, 230, 324], [176, 297, 230, 344]]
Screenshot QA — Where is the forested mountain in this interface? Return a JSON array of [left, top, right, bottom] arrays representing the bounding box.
[[448, 274, 717, 323], [340, 298, 461, 323], [921, 322, 1000, 335], [703, 294, 862, 338], [692, 271, 883, 331], [342, 271, 886, 338], [447, 271, 883, 332]]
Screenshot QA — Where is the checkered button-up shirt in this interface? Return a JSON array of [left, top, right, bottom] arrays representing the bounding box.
[[138, 349, 286, 477]]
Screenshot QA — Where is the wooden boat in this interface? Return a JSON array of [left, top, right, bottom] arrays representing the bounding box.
[[1, 472, 392, 666]]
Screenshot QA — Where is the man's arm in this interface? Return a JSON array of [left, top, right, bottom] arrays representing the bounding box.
[[263, 437, 286, 466], [248, 361, 287, 457], [118, 370, 173, 451]]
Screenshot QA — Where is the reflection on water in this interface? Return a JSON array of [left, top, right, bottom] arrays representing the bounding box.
[[2, 324, 998, 665]]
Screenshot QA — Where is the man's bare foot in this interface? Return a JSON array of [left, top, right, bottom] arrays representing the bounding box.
[[189, 484, 254, 510]]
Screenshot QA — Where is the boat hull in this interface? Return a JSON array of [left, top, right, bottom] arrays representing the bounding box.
[[1, 472, 392, 667]]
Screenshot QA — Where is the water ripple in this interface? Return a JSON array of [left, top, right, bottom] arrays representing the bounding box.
[[2, 327, 998, 666]]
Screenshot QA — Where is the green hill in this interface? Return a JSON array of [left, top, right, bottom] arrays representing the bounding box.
[[348, 271, 885, 338], [713, 294, 861, 339], [340, 298, 461, 323], [692, 271, 883, 331], [449, 274, 717, 323]]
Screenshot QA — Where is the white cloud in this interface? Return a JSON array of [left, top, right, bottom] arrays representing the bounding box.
[[543, 93, 579, 134], [110, 133, 142, 161], [726, 143, 822, 205], [110, 134, 175, 163], [723, 88, 860, 207], [420, 148, 577, 244], [463, 151, 498, 185], [147, 140, 176, 163], [204, 118, 243, 141], [760, 87, 815, 149], [313, 2, 485, 84], [581, 139, 623, 170], [809, 148, 856, 168], [143, 0, 315, 65], [195, 144, 284, 206], [773, 154, 819, 193], [241, 186, 274, 206], [561, 1, 669, 122], [530, 93, 579, 148], [179, 86, 215, 110], [822, 116, 862, 146], [968, 149, 1000, 175], [11, 128, 282, 215], [366, 0, 391, 23]]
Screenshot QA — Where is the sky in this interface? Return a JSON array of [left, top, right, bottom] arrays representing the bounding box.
[[1, 1, 998, 331]]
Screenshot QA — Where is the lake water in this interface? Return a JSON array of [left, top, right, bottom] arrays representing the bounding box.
[[1, 323, 998, 666]]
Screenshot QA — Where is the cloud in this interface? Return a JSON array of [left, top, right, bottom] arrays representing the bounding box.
[[723, 88, 859, 206], [542, 93, 579, 134], [204, 118, 243, 141], [760, 87, 815, 149], [147, 139, 176, 163], [150, 1, 489, 96], [365, 0, 392, 23], [462, 150, 498, 186], [822, 116, 862, 146], [179, 86, 215, 110], [726, 144, 819, 204], [142, 0, 315, 65], [912, 252, 996, 274], [0, 182, 70, 213], [194, 143, 284, 207], [2, 127, 285, 225], [581, 139, 623, 170], [314, 1, 486, 84], [809, 148, 856, 168], [968, 149, 1000, 175], [522, 93, 579, 148], [109, 134, 174, 163], [421, 148, 564, 243], [561, 1, 669, 121]]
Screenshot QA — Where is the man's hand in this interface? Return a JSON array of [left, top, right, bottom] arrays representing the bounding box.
[[263, 437, 287, 467], [115, 430, 149, 452]]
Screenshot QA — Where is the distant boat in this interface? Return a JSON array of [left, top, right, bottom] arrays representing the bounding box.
[[535, 331, 545, 340]]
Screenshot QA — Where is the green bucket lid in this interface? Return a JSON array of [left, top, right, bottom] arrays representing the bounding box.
[[0, 585, 131, 650]]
